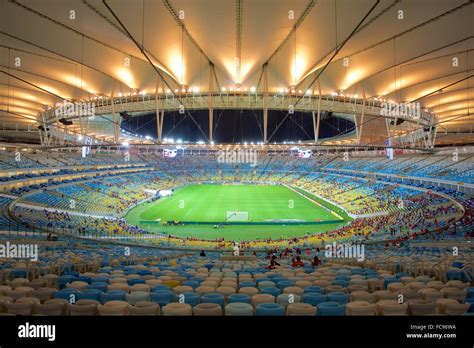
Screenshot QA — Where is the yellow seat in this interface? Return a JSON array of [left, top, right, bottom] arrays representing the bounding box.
[[161, 280, 181, 288]]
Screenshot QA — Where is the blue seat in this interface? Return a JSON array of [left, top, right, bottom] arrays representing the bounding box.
[[151, 285, 172, 292], [10, 269, 27, 279], [96, 267, 109, 274], [239, 281, 256, 288], [317, 302, 345, 316], [76, 276, 92, 284], [255, 277, 271, 284], [304, 286, 324, 294], [384, 277, 399, 288], [62, 270, 78, 277], [277, 280, 294, 290], [178, 272, 193, 279], [467, 287, 474, 299], [58, 275, 76, 289], [201, 293, 225, 307], [92, 277, 110, 284], [182, 280, 200, 290], [77, 289, 102, 301], [447, 269, 462, 281], [303, 293, 327, 306], [332, 280, 349, 287], [88, 282, 108, 292], [260, 287, 281, 297], [335, 275, 351, 281], [228, 294, 251, 304], [127, 278, 145, 286], [256, 303, 284, 316], [137, 270, 152, 276], [266, 274, 280, 280], [53, 289, 79, 301], [328, 292, 349, 305], [180, 292, 200, 307], [272, 277, 286, 283], [100, 290, 126, 303], [150, 290, 173, 306]]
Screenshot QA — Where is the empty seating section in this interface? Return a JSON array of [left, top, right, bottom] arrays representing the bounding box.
[[0, 233, 471, 316], [325, 154, 474, 184]]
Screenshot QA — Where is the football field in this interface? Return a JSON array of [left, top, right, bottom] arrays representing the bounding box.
[[125, 184, 350, 240]]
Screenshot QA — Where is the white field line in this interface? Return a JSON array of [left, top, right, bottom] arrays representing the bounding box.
[[283, 184, 346, 220]]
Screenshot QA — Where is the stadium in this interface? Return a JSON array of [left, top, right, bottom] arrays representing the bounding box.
[[0, 0, 473, 344]]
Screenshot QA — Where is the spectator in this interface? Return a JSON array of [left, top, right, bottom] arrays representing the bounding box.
[[311, 255, 321, 267], [291, 256, 304, 267]]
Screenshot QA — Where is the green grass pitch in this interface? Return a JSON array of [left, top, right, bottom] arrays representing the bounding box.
[[125, 184, 351, 241]]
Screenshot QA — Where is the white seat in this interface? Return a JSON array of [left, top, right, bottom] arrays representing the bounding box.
[[225, 302, 254, 316]]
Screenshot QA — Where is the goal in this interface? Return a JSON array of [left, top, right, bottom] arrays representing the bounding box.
[[226, 211, 249, 222]]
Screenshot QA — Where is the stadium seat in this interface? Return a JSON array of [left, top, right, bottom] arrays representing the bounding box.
[[193, 303, 223, 316], [286, 303, 316, 316], [162, 303, 192, 316], [200, 293, 225, 307], [256, 303, 284, 316], [225, 302, 254, 316], [316, 302, 345, 316], [150, 290, 173, 306]]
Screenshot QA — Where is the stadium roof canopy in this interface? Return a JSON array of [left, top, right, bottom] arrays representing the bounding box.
[[0, 0, 472, 145]]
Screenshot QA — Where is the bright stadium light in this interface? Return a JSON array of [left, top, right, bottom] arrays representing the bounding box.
[[122, 141, 129, 147], [145, 135, 151, 140], [250, 86, 256, 93], [176, 139, 183, 144]]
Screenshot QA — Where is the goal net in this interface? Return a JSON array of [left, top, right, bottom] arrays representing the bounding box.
[[226, 211, 249, 222]]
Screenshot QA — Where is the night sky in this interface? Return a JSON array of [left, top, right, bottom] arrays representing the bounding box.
[[121, 110, 354, 143]]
